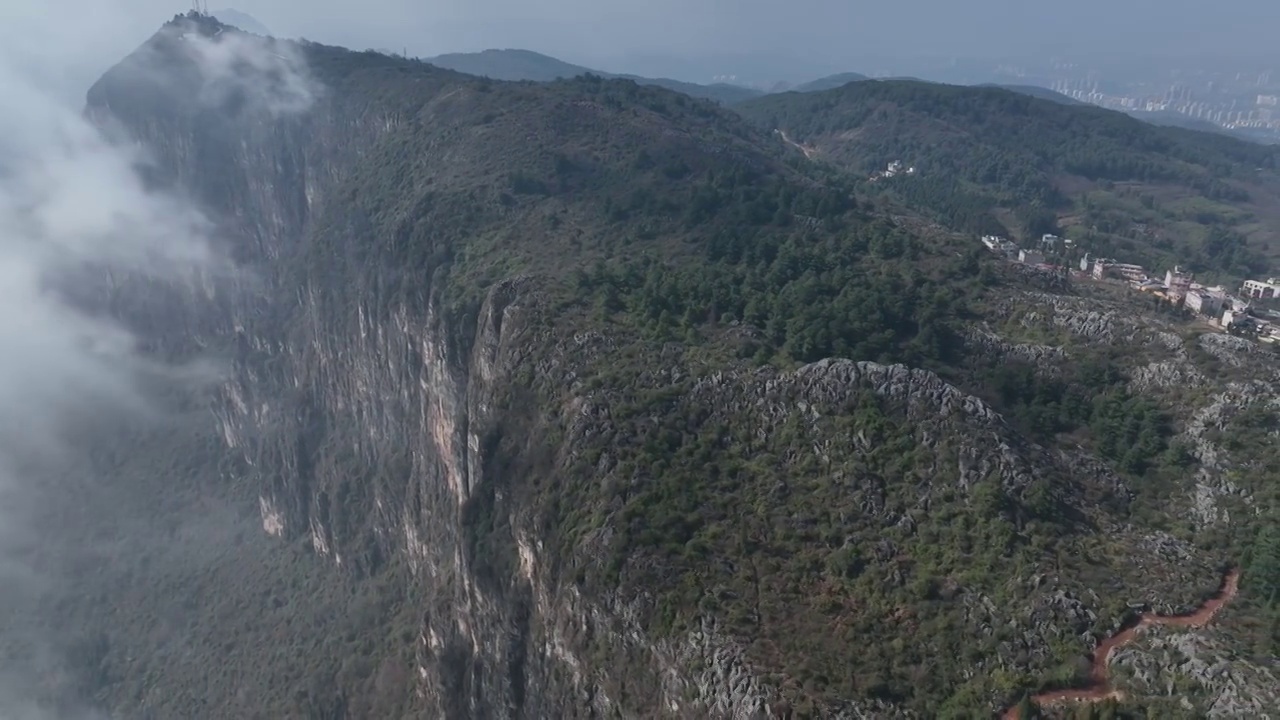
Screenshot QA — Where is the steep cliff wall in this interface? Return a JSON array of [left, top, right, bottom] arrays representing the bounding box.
[[86, 17, 765, 718]]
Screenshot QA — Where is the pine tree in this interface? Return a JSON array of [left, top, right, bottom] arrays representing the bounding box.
[[1248, 518, 1280, 606]]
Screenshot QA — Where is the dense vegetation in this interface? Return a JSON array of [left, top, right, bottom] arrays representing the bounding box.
[[738, 80, 1279, 197], [735, 80, 1280, 281]]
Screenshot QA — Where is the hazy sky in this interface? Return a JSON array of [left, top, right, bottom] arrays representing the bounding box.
[[214, 0, 1278, 60], [5, 0, 1279, 92], [234, 0, 1280, 75]]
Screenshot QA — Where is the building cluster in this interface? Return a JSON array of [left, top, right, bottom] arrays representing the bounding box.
[[1226, 277, 1280, 341], [980, 234, 1072, 267], [869, 160, 916, 182], [1082, 254, 1280, 341], [980, 233, 1280, 342]]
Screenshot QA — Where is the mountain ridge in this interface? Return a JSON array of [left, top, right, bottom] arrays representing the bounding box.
[[422, 47, 765, 105]]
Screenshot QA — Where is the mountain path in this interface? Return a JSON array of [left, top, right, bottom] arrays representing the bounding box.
[[1002, 567, 1241, 719], [775, 129, 818, 159]]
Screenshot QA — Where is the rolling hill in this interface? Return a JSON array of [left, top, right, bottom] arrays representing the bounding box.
[[422, 47, 764, 105], [979, 83, 1086, 106], [791, 71, 871, 92], [736, 79, 1280, 282]]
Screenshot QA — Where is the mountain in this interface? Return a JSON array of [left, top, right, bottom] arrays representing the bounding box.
[[423, 47, 590, 82], [792, 71, 871, 92], [12, 12, 1280, 720], [736, 79, 1280, 280], [207, 7, 272, 36], [423, 47, 763, 105]]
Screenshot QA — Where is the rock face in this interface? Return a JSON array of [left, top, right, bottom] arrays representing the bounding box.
[[87, 17, 828, 718], [89, 18, 546, 718], [1112, 629, 1280, 718]]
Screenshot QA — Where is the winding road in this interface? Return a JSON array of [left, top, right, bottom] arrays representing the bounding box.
[[775, 129, 818, 159], [1002, 568, 1241, 719]]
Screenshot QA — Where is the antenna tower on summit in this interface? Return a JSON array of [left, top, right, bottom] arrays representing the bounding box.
[[191, 0, 208, 14]]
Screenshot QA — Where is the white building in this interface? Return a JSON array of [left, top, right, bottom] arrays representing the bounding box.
[[1095, 262, 1146, 282], [1242, 278, 1280, 299], [1019, 249, 1045, 265], [980, 235, 1016, 254]]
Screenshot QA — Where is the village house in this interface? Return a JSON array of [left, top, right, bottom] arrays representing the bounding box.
[[1242, 278, 1280, 299], [1186, 290, 1226, 317], [980, 235, 1018, 256], [1094, 260, 1146, 282]]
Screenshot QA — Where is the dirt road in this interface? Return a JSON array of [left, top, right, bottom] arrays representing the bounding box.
[[1002, 568, 1240, 719]]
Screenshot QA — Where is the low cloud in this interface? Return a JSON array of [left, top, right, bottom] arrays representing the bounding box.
[[0, 2, 320, 715], [183, 26, 320, 116], [106, 15, 322, 119]]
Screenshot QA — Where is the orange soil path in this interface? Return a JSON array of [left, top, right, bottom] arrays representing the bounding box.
[[1000, 567, 1240, 719]]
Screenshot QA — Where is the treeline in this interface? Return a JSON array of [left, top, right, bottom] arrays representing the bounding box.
[[574, 213, 974, 368]]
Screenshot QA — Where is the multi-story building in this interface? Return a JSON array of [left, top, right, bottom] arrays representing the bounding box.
[[1164, 266, 1193, 301], [1094, 262, 1146, 282], [1241, 278, 1280, 299], [1186, 291, 1225, 317]]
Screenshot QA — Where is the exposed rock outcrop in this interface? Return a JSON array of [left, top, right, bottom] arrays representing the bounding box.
[[1112, 626, 1280, 718]]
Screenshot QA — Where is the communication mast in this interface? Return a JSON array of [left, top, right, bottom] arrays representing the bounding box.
[[190, 0, 208, 15]]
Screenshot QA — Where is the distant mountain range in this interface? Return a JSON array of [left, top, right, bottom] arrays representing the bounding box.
[[196, 13, 1273, 144], [421, 48, 764, 105], [419, 51, 939, 105], [790, 72, 871, 92]]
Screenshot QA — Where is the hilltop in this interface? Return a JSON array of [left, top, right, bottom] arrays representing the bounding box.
[[978, 83, 1086, 106], [736, 79, 1280, 282], [422, 47, 764, 104], [12, 13, 1280, 720], [791, 71, 871, 92]]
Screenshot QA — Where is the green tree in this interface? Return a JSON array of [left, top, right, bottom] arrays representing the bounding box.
[[1247, 519, 1280, 606]]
